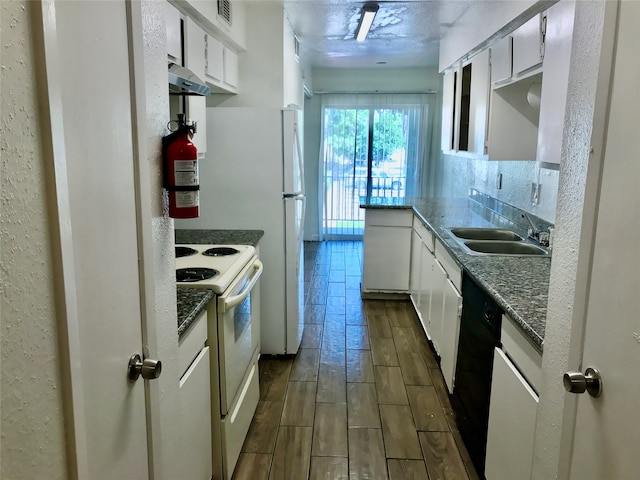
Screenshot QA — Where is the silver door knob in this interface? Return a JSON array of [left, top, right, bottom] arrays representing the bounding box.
[[128, 353, 162, 381], [563, 367, 602, 397]]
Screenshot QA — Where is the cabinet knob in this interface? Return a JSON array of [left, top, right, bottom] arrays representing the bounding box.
[[563, 367, 602, 397]]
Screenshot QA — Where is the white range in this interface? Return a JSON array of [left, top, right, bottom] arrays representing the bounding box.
[[176, 243, 263, 480]]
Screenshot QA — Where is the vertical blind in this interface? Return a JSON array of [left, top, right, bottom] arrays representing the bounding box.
[[318, 93, 433, 239]]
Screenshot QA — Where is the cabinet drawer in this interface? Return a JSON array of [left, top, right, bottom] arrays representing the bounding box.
[[435, 240, 462, 291], [221, 360, 259, 480], [365, 209, 413, 227], [501, 314, 542, 392], [413, 216, 434, 252], [178, 309, 208, 377]]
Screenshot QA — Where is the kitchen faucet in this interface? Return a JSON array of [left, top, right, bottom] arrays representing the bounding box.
[[521, 213, 550, 247]]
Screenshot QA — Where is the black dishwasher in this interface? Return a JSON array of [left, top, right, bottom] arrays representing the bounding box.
[[452, 274, 502, 479]]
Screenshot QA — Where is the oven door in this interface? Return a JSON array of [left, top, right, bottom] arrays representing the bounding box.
[[217, 257, 263, 414]]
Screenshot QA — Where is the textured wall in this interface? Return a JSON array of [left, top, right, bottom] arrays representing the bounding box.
[[1, 1, 68, 478], [138, 1, 185, 478], [532, 1, 608, 478]]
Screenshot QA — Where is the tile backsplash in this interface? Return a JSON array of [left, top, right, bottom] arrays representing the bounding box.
[[469, 188, 554, 235], [436, 154, 559, 223]]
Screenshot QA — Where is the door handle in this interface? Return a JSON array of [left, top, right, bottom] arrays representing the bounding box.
[[563, 366, 602, 397], [128, 353, 162, 381]]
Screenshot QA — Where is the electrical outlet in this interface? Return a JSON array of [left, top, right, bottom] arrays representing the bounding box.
[[531, 182, 541, 205]]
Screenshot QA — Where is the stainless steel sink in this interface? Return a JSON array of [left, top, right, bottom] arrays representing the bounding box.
[[449, 227, 524, 241], [463, 240, 549, 256]]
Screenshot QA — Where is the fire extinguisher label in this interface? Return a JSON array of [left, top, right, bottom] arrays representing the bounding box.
[[175, 190, 199, 208], [174, 160, 199, 186]]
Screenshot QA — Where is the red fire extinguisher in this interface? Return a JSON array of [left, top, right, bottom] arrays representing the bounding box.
[[162, 114, 199, 218]]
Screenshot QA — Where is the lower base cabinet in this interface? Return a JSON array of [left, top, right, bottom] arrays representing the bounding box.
[[440, 278, 463, 393], [485, 348, 538, 479], [362, 210, 413, 293], [179, 346, 213, 480]]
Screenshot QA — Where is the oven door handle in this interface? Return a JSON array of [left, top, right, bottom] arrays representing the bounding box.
[[220, 260, 263, 312]]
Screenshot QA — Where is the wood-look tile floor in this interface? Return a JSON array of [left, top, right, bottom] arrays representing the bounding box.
[[233, 241, 480, 480]]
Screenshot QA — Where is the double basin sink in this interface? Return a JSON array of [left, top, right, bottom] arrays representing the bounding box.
[[446, 227, 549, 256]]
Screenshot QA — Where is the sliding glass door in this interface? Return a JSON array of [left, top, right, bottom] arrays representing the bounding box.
[[320, 94, 428, 239]]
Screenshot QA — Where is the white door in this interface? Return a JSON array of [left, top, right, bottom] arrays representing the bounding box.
[[50, 1, 151, 477], [567, 2, 640, 477]]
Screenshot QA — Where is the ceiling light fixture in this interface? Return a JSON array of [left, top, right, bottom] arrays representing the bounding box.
[[355, 3, 379, 42]]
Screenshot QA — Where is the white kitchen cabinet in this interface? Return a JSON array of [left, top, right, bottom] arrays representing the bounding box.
[[205, 34, 239, 94], [410, 227, 423, 311], [410, 218, 434, 313], [179, 346, 212, 480], [536, 0, 574, 166], [429, 259, 447, 356], [486, 71, 542, 161], [166, 1, 182, 63], [223, 47, 239, 89], [362, 209, 412, 294], [178, 310, 212, 480], [184, 17, 207, 155], [419, 242, 436, 339], [441, 68, 458, 153], [485, 348, 538, 480], [440, 278, 463, 393], [500, 314, 542, 393], [458, 49, 490, 156], [512, 13, 545, 76], [491, 35, 512, 84], [442, 50, 490, 157], [434, 237, 462, 291], [205, 34, 225, 83]]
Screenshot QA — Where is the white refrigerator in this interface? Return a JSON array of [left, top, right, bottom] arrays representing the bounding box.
[[177, 107, 305, 354]]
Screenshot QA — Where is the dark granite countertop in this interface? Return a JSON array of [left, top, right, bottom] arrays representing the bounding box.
[[361, 197, 549, 352], [175, 229, 264, 246], [177, 288, 214, 339]]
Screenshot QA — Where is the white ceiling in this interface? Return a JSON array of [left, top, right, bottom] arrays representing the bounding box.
[[284, 1, 475, 68]]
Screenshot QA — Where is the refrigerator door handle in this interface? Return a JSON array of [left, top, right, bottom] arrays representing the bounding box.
[[294, 120, 305, 196]]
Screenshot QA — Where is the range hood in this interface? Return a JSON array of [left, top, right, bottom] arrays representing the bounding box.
[[168, 62, 211, 96]]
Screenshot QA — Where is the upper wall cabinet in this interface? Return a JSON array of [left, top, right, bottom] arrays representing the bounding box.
[[441, 49, 490, 157], [205, 34, 238, 92], [205, 34, 224, 83], [464, 49, 490, 156], [166, 2, 182, 64], [536, 1, 575, 166], [512, 13, 546, 76], [441, 67, 458, 153], [184, 17, 207, 155], [486, 72, 542, 161], [485, 12, 546, 161], [491, 35, 512, 85]]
